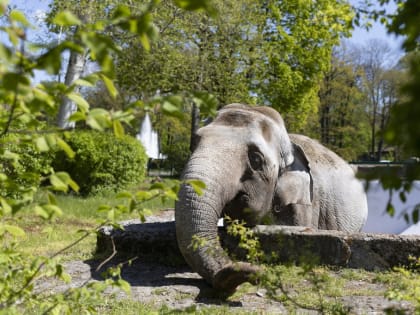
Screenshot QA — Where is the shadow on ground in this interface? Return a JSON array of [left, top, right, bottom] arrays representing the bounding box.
[[84, 257, 248, 308]]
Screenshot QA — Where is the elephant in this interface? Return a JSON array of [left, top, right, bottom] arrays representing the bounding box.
[[175, 103, 368, 294]]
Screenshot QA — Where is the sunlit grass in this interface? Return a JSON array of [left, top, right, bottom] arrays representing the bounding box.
[[8, 178, 177, 260]]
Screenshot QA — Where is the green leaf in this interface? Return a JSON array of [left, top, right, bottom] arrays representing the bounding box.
[[101, 74, 118, 98], [186, 179, 206, 196], [162, 100, 182, 119], [67, 92, 90, 112], [0, 43, 13, 61], [399, 191, 407, 203], [3, 72, 30, 90], [112, 5, 131, 20], [35, 136, 50, 152], [116, 279, 131, 294], [174, 0, 217, 16], [99, 54, 115, 77], [34, 205, 49, 219], [10, 10, 31, 27], [386, 202, 395, 217], [96, 204, 112, 213], [36, 46, 62, 74], [53, 11, 82, 26], [113, 120, 125, 138], [68, 111, 86, 122], [56, 264, 72, 283], [139, 33, 151, 51], [135, 190, 154, 201], [50, 172, 78, 193], [164, 189, 178, 201], [107, 208, 116, 221], [0, 197, 12, 215], [86, 108, 112, 130], [33, 87, 55, 107], [413, 207, 419, 224], [43, 204, 63, 217], [116, 191, 132, 199], [45, 134, 57, 148], [3, 150, 19, 162], [150, 182, 166, 190], [192, 91, 218, 117], [67, 177, 80, 193], [50, 173, 68, 192], [3, 224, 25, 237], [56, 137, 75, 159], [0, 2, 6, 15], [404, 213, 410, 224], [47, 192, 58, 205], [59, 172, 78, 192], [74, 78, 96, 87]]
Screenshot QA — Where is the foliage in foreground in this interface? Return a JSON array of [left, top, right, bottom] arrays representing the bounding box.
[[0, 0, 212, 313]]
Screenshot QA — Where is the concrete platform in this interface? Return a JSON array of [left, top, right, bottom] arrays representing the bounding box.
[[97, 219, 420, 270]]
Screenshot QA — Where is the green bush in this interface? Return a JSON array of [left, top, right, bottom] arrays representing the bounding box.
[[53, 130, 147, 195], [158, 112, 191, 175], [0, 133, 54, 199]]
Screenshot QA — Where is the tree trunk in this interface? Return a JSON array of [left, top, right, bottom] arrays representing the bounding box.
[[190, 102, 200, 152], [56, 46, 87, 129]]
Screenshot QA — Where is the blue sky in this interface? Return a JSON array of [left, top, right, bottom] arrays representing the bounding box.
[[348, 0, 403, 54]]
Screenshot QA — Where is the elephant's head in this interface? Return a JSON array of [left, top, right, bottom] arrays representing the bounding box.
[[175, 104, 311, 293]]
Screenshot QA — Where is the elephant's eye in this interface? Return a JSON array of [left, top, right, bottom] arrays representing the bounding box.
[[248, 150, 264, 171]]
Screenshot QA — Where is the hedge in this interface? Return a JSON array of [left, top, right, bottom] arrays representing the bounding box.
[[53, 130, 148, 195]]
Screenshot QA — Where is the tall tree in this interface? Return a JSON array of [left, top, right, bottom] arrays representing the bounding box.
[[357, 39, 402, 160], [47, 0, 114, 129], [317, 45, 369, 161], [115, 0, 260, 151], [114, 0, 354, 149], [254, 0, 354, 131], [375, 68, 405, 160]]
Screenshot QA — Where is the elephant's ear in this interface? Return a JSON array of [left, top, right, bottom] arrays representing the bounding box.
[[275, 143, 312, 207]]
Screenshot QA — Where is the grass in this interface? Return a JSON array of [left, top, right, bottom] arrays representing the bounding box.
[[248, 263, 420, 314], [6, 179, 177, 261]]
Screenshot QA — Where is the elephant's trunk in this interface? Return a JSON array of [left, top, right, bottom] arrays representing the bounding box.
[[175, 153, 260, 293]]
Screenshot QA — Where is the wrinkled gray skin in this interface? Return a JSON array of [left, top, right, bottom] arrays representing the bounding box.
[[175, 104, 368, 294]]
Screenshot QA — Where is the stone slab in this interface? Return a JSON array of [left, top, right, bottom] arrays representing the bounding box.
[[97, 220, 420, 270]]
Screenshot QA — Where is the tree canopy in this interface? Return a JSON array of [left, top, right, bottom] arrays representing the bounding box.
[[113, 0, 354, 131]]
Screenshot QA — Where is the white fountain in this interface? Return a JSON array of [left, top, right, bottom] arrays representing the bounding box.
[[136, 113, 160, 160]]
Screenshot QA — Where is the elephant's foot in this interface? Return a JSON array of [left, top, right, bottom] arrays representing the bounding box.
[[212, 262, 262, 296]]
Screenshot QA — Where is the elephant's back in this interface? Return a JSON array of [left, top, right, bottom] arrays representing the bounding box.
[[289, 134, 368, 232], [289, 134, 350, 170]]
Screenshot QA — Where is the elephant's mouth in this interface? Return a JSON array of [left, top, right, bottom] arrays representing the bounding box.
[[222, 191, 258, 226]]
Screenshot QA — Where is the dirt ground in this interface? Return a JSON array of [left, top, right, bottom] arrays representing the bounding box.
[[36, 258, 413, 314]]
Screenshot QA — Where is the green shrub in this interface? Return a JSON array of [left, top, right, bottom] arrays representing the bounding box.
[[158, 112, 191, 175], [0, 133, 54, 199], [52, 130, 147, 195]]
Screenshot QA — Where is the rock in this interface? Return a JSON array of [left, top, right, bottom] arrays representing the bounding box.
[[225, 225, 420, 270], [97, 214, 420, 270]]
